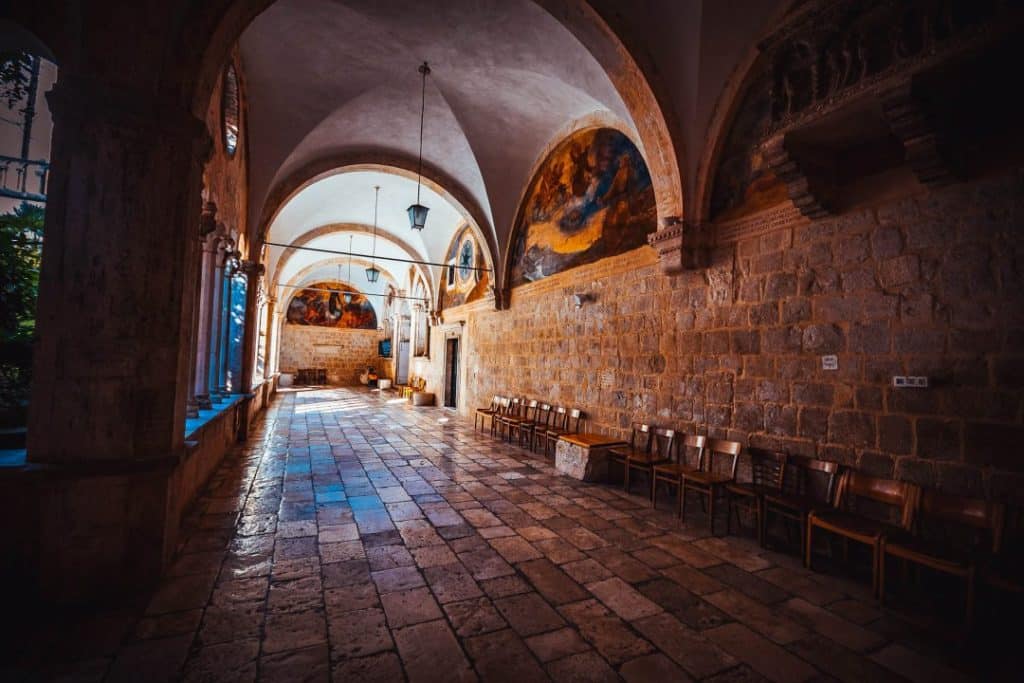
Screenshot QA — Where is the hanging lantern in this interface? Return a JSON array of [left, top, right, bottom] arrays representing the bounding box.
[[367, 185, 381, 283], [407, 203, 429, 231], [408, 61, 431, 231]]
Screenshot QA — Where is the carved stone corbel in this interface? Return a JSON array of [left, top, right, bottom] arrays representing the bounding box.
[[647, 217, 684, 275], [880, 80, 961, 188], [761, 134, 834, 219], [647, 217, 708, 274]]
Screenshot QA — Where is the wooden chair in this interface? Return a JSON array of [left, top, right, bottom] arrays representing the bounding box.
[[543, 408, 582, 457], [652, 434, 706, 512], [985, 507, 1023, 596], [474, 395, 502, 432], [524, 403, 552, 452], [726, 448, 787, 546], [806, 471, 920, 597], [626, 428, 675, 498], [681, 439, 741, 535], [608, 423, 652, 487], [880, 490, 1005, 628], [539, 407, 567, 455], [495, 397, 523, 441], [510, 399, 539, 447], [762, 456, 842, 557], [490, 397, 511, 438]]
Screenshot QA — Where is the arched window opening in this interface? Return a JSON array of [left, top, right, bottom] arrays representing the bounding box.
[[0, 48, 57, 452]]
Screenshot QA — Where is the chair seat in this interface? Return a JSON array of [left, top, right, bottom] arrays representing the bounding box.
[[652, 462, 701, 477], [544, 428, 567, 437], [882, 533, 973, 573], [985, 557, 1024, 592], [762, 492, 832, 515], [810, 510, 903, 544], [726, 482, 778, 498], [609, 446, 645, 460], [627, 453, 668, 466], [476, 407, 498, 415], [683, 471, 734, 486]]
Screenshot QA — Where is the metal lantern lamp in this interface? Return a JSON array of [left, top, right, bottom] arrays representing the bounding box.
[[366, 185, 382, 283], [408, 62, 431, 231]]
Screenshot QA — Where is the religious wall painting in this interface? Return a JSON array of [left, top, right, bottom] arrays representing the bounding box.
[[285, 281, 377, 329], [441, 225, 490, 308], [509, 127, 656, 287]]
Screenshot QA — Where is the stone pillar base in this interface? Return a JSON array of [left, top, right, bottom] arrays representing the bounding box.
[[555, 437, 624, 482]]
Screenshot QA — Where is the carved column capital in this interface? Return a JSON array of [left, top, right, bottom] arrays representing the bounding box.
[[199, 201, 218, 239], [239, 259, 266, 278], [646, 218, 708, 274]]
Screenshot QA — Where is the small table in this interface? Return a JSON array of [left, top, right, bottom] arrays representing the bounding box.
[[556, 433, 626, 482]]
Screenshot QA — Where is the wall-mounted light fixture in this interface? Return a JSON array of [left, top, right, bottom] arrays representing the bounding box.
[[572, 293, 594, 310]]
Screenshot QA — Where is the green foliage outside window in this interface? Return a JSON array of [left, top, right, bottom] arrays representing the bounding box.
[[0, 202, 43, 419]]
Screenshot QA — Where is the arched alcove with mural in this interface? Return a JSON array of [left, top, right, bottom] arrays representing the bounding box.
[[505, 126, 657, 290]]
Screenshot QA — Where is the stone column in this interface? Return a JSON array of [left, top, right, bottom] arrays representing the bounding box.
[[264, 294, 278, 379], [28, 75, 210, 463], [192, 204, 219, 410], [184, 202, 217, 419], [208, 235, 230, 401], [218, 254, 237, 393], [238, 260, 265, 393], [24, 75, 211, 600]]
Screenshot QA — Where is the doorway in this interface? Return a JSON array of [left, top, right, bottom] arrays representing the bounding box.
[[443, 337, 459, 409], [396, 315, 411, 385]]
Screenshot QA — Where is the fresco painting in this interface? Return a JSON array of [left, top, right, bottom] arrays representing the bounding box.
[[441, 226, 490, 308], [710, 70, 789, 220], [286, 281, 377, 329], [509, 128, 656, 287]]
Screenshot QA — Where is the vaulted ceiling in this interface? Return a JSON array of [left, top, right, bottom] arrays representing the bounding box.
[[241, 0, 793, 297]]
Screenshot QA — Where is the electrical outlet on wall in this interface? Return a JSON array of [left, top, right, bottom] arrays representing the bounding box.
[[821, 355, 838, 370], [893, 376, 929, 388]]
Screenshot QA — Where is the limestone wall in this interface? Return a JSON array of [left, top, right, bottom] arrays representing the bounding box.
[[278, 325, 382, 385], [436, 170, 1024, 502]]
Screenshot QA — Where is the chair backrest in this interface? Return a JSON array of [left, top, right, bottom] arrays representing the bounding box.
[[490, 395, 501, 410], [918, 489, 1006, 554], [678, 434, 707, 469], [836, 471, 919, 530], [566, 409, 583, 433], [508, 397, 522, 416], [782, 455, 841, 505], [704, 439, 742, 479], [652, 428, 676, 461], [628, 422, 652, 451], [745, 448, 787, 490], [536, 403, 552, 428], [550, 406, 568, 430], [523, 400, 539, 421]]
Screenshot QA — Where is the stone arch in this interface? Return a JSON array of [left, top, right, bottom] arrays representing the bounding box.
[[270, 222, 433, 297], [692, 0, 803, 225]]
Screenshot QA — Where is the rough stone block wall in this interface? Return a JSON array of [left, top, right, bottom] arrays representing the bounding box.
[[441, 170, 1024, 502], [278, 326, 381, 385]]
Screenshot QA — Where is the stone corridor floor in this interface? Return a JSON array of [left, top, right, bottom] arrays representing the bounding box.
[[6, 387, 1015, 682]]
